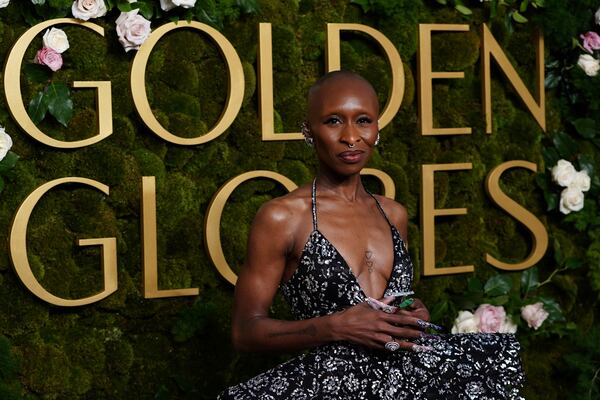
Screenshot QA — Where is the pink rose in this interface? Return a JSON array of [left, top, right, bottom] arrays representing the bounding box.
[[474, 304, 506, 333], [580, 31, 600, 54], [34, 47, 63, 72], [521, 302, 549, 330]]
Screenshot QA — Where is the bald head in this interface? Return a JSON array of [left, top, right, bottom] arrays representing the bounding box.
[[307, 71, 378, 112]]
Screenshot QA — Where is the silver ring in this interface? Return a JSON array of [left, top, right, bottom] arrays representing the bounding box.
[[384, 340, 400, 352], [348, 143, 355, 148]]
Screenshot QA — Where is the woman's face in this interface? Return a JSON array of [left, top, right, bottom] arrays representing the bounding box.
[[307, 76, 379, 177]]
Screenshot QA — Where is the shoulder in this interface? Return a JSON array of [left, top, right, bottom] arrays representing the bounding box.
[[252, 184, 312, 233], [373, 195, 409, 240]]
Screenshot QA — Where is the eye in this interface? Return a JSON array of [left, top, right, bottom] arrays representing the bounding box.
[[324, 116, 342, 125], [357, 116, 373, 125]]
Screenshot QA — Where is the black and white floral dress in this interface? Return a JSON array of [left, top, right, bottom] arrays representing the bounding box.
[[219, 181, 525, 399]]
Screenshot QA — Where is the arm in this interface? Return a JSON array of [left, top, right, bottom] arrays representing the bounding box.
[[232, 198, 429, 353]]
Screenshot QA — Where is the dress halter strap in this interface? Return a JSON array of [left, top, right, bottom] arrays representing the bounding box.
[[311, 178, 318, 231], [367, 191, 393, 227]]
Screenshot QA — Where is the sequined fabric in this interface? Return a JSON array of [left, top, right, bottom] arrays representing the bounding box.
[[219, 181, 525, 399]]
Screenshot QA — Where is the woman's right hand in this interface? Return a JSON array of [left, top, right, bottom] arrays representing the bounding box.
[[329, 302, 426, 351]]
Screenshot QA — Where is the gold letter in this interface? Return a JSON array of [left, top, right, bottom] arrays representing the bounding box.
[[9, 178, 117, 306], [258, 23, 303, 141], [481, 24, 545, 133], [141, 176, 199, 298], [131, 21, 244, 145], [360, 168, 396, 199], [418, 24, 471, 136], [327, 23, 404, 130], [205, 171, 298, 285], [485, 160, 548, 270], [4, 19, 112, 148], [421, 163, 474, 276]]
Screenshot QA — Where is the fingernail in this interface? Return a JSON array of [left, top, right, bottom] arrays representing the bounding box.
[[420, 332, 440, 340], [417, 320, 445, 331], [411, 344, 434, 353]]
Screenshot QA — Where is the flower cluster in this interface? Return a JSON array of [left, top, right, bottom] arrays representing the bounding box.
[[577, 7, 600, 76], [452, 304, 517, 334], [451, 302, 550, 334], [551, 159, 591, 214], [34, 28, 69, 72]]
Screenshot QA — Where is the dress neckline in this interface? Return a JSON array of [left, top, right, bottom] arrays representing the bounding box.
[[309, 178, 399, 299]]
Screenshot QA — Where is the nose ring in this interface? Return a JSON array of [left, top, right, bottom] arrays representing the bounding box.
[[348, 143, 355, 148]]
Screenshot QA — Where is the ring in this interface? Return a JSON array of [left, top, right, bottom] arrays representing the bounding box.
[[384, 340, 400, 352]]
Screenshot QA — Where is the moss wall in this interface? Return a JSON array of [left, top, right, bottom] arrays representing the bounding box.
[[0, 1, 598, 398]]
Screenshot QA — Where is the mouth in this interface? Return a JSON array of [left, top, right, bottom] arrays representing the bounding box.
[[338, 150, 365, 163]]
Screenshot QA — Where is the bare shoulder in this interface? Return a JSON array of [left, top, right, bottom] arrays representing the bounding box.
[[252, 184, 312, 234], [373, 195, 409, 240]]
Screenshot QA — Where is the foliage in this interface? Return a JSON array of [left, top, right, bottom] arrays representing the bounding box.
[[0, 0, 597, 399]]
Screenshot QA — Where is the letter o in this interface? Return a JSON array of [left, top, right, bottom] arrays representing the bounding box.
[[131, 21, 244, 145], [205, 171, 297, 285]]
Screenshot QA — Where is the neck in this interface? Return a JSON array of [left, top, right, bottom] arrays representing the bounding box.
[[315, 171, 365, 202]]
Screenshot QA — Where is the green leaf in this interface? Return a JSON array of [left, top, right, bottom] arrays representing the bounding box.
[[484, 275, 512, 296], [512, 10, 528, 23], [23, 63, 51, 84], [117, 3, 133, 12], [541, 147, 560, 169], [435, 0, 447, 4], [544, 70, 561, 89], [487, 295, 510, 306], [564, 258, 583, 270], [572, 118, 596, 139], [520, 267, 539, 294], [136, 2, 154, 19], [236, 0, 259, 14], [552, 131, 578, 159], [0, 152, 19, 172], [27, 91, 49, 125], [577, 153, 596, 175], [455, 5, 472, 15], [46, 83, 73, 127], [0, 176, 4, 194], [520, 0, 529, 12], [538, 296, 565, 323], [467, 277, 483, 293], [350, 0, 371, 12]]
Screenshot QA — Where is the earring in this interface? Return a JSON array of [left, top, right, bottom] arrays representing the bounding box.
[[374, 132, 380, 146], [301, 121, 313, 147]]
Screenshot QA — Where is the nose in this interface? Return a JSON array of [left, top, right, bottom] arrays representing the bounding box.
[[340, 123, 361, 147]]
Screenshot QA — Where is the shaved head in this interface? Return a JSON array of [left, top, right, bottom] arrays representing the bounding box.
[[307, 71, 377, 111]]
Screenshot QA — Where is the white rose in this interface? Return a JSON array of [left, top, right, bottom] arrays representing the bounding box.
[[570, 170, 591, 192], [451, 311, 480, 334], [0, 0, 9, 9], [71, 0, 107, 21], [498, 316, 518, 334], [128, 0, 137, 2], [577, 54, 600, 77], [551, 159, 577, 187], [596, 7, 600, 25], [559, 187, 585, 214], [521, 302, 549, 330], [116, 9, 151, 52], [0, 126, 13, 162], [159, 0, 196, 11], [42, 28, 70, 54]]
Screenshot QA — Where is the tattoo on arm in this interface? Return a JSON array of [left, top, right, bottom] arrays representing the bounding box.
[[268, 324, 318, 338]]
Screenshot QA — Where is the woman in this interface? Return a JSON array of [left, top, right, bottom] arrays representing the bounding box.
[[219, 71, 524, 399]]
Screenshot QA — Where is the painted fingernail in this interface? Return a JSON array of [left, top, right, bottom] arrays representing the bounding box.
[[411, 344, 434, 353], [398, 298, 414, 308], [420, 332, 440, 340], [417, 320, 445, 331]]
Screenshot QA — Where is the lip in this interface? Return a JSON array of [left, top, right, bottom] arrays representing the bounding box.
[[337, 150, 365, 163]]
